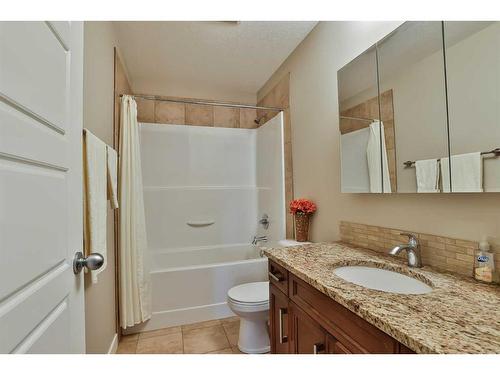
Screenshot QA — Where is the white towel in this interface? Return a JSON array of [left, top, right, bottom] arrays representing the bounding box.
[[367, 121, 392, 193], [415, 159, 440, 193], [106, 145, 119, 209], [83, 129, 107, 283], [441, 152, 483, 192]]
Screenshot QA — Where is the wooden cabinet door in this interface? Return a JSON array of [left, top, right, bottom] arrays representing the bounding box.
[[290, 302, 327, 354], [270, 284, 290, 353], [326, 334, 352, 354]]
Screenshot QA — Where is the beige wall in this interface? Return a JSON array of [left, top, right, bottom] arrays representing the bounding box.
[[258, 21, 500, 252], [83, 21, 118, 354]]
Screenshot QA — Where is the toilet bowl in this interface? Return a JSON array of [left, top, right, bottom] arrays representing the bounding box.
[[227, 281, 270, 354]]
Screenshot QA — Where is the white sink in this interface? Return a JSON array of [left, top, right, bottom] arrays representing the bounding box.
[[333, 266, 432, 295]]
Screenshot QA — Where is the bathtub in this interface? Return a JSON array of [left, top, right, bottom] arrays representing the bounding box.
[[124, 240, 300, 334]]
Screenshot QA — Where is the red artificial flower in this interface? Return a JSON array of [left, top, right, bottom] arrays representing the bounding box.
[[289, 198, 317, 215]]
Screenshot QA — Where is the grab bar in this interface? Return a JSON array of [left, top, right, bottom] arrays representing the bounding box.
[[186, 221, 215, 227]]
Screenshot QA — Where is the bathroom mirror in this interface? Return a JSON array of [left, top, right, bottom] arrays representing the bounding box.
[[377, 21, 449, 193], [338, 45, 384, 193], [444, 21, 500, 192]]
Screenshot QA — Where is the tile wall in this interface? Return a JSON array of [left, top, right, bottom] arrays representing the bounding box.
[[339, 221, 500, 277]]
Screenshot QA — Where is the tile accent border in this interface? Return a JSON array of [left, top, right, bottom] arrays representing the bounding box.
[[135, 95, 259, 129], [338, 221, 499, 277]]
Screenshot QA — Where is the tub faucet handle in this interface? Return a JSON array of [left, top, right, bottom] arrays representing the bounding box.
[[259, 214, 269, 229]]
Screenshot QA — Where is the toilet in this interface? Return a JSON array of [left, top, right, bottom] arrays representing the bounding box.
[[227, 281, 270, 354]]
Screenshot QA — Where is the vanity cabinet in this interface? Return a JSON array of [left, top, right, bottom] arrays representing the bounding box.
[[268, 260, 415, 354], [269, 284, 290, 354]]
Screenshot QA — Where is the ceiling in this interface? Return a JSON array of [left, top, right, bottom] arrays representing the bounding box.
[[113, 21, 317, 103]]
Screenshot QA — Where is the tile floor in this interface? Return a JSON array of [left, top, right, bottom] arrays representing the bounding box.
[[116, 316, 245, 354]]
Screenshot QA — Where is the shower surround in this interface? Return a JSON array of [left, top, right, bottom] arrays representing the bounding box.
[[125, 113, 285, 333]]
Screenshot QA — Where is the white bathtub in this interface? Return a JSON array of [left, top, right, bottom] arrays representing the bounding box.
[[124, 241, 300, 334]]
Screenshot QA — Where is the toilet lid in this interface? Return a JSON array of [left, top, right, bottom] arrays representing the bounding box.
[[228, 282, 269, 304]]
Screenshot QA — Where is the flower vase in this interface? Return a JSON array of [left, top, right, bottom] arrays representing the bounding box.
[[294, 213, 310, 242]]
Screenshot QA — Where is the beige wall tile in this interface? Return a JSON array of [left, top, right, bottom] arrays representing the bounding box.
[[256, 73, 292, 238], [271, 73, 290, 108], [240, 108, 258, 129], [214, 107, 240, 128], [339, 221, 481, 277], [155, 101, 185, 124], [135, 97, 155, 123], [185, 103, 214, 126], [283, 109, 292, 143], [284, 142, 293, 180]]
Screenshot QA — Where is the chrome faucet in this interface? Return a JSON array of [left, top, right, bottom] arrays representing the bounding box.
[[252, 235, 268, 245], [389, 233, 422, 268]]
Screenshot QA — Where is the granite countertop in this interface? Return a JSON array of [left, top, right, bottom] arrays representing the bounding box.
[[262, 242, 500, 354]]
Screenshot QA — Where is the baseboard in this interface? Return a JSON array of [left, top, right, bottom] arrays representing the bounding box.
[[122, 302, 235, 335], [107, 333, 118, 354]]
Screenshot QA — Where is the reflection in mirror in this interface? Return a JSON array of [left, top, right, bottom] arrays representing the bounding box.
[[338, 45, 386, 193], [444, 21, 500, 192], [377, 21, 449, 193]]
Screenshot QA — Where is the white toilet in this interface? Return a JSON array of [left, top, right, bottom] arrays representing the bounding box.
[[227, 281, 270, 354]]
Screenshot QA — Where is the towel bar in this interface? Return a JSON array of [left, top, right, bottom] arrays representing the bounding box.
[[403, 148, 500, 168]]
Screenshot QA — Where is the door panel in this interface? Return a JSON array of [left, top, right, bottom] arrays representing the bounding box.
[[290, 302, 326, 354], [0, 21, 84, 353], [0, 265, 70, 353], [22, 301, 70, 354], [270, 284, 289, 353], [46, 21, 71, 50], [0, 100, 66, 167], [327, 334, 352, 354], [0, 22, 68, 131], [0, 161, 67, 300]]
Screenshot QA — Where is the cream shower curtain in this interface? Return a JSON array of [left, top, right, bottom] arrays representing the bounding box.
[[119, 95, 152, 328], [367, 121, 392, 193]]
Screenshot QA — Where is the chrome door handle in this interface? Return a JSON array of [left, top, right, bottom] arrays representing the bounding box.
[[279, 307, 288, 344], [268, 271, 283, 282], [73, 251, 104, 274], [313, 343, 325, 354]]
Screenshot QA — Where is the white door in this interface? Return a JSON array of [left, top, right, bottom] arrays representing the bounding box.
[[0, 21, 85, 353]]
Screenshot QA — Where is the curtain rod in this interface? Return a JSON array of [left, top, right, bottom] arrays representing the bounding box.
[[119, 94, 284, 112]]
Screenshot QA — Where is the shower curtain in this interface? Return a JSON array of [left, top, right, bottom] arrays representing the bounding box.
[[119, 95, 152, 328], [367, 121, 392, 193]]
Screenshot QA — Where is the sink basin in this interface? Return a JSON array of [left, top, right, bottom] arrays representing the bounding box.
[[333, 266, 433, 294]]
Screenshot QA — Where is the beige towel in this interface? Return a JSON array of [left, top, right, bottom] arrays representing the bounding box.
[[106, 145, 119, 209], [83, 129, 107, 283]]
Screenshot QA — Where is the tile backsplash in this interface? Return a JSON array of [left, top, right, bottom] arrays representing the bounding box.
[[340, 221, 500, 277]]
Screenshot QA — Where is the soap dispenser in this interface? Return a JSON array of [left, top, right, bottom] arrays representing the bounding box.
[[474, 238, 495, 283]]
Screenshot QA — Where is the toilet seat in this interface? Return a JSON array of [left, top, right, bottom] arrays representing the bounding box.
[[227, 281, 269, 304]]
